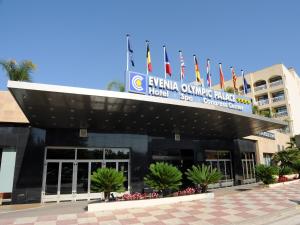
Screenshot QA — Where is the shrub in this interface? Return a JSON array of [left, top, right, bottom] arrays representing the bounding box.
[[255, 164, 278, 185], [144, 162, 182, 196], [279, 166, 293, 176], [185, 164, 222, 193], [91, 167, 126, 201], [291, 160, 300, 178], [121, 192, 159, 201]]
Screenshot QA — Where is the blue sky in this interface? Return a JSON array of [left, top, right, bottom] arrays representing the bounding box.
[[0, 0, 300, 90]]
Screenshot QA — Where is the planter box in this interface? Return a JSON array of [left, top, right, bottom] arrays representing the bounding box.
[[274, 174, 299, 180], [88, 192, 214, 212], [267, 179, 300, 188]]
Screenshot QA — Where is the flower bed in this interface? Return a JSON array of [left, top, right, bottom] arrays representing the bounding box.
[[88, 188, 213, 212], [267, 177, 300, 188]]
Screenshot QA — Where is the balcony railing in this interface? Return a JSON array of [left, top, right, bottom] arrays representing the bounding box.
[[254, 84, 267, 92], [273, 111, 288, 118], [257, 99, 269, 106], [269, 80, 283, 88], [272, 95, 285, 103]]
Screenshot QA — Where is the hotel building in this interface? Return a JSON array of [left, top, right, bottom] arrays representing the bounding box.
[[0, 70, 288, 204]]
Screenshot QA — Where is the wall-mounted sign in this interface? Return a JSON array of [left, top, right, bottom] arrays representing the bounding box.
[[126, 71, 252, 113]]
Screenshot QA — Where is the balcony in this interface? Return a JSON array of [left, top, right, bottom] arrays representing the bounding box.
[[271, 95, 285, 103], [254, 84, 267, 92], [257, 99, 269, 106], [273, 111, 288, 118], [269, 80, 283, 88]]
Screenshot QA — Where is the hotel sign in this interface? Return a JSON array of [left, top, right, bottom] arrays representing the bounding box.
[[126, 71, 252, 113]]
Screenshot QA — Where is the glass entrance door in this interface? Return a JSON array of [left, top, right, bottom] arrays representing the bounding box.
[[42, 147, 130, 203]]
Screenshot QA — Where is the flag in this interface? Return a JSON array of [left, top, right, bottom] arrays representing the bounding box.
[[127, 35, 134, 68], [206, 58, 212, 88], [179, 50, 185, 81], [242, 70, 249, 94], [219, 63, 225, 89], [230, 67, 237, 91], [193, 55, 202, 84], [146, 41, 152, 74], [164, 46, 172, 77]]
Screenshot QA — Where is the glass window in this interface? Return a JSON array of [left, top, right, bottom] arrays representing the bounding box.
[[105, 148, 129, 159], [205, 151, 218, 160], [46, 148, 75, 159], [218, 151, 231, 160], [77, 148, 103, 159], [90, 162, 102, 193], [263, 153, 273, 166]]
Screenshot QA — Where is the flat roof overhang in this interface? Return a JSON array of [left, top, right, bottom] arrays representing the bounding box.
[[7, 81, 287, 139]]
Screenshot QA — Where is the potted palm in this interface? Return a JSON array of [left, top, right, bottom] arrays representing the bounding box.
[[185, 164, 222, 193], [91, 167, 126, 202]]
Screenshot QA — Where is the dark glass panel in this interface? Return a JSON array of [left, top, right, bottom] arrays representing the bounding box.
[[45, 162, 59, 195], [106, 162, 116, 169], [47, 148, 75, 159], [77, 163, 89, 194], [0, 148, 2, 171], [105, 148, 129, 159], [206, 151, 218, 160], [218, 151, 231, 160], [225, 161, 232, 179], [118, 162, 128, 190], [219, 161, 226, 180], [60, 162, 73, 194], [77, 148, 103, 160], [90, 162, 102, 193]]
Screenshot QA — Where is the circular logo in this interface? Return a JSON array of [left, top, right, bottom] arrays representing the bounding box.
[[132, 75, 144, 91]]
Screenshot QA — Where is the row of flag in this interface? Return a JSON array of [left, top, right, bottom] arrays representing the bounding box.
[[126, 35, 250, 94]]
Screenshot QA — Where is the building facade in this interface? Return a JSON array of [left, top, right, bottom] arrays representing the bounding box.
[[0, 78, 287, 204], [218, 64, 300, 136]]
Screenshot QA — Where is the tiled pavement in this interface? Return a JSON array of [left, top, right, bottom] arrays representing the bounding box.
[[0, 183, 299, 225]]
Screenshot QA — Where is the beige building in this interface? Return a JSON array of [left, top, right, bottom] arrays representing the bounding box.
[[218, 64, 300, 136], [214, 64, 300, 165]]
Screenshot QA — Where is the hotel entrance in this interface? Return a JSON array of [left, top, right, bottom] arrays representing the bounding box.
[[41, 147, 130, 203]]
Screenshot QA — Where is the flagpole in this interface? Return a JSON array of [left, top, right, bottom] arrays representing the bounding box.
[[146, 40, 149, 75], [126, 34, 129, 72], [163, 45, 166, 79]]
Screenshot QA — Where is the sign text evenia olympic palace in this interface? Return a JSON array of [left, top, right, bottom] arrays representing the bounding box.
[[126, 71, 252, 113]]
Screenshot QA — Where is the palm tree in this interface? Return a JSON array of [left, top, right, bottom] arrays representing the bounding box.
[[0, 59, 36, 81], [107, 81, 125, 92]]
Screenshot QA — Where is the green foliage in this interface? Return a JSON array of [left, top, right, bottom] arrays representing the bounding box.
[[144, 162, 182, 195], [291, 160, 300, 177], [107, 81, 125, 92], [272, 149, 300, 168], [225, 86, 235, 93], [185, 164, 222, 193], [252, 105, 258, 114], [0, 60, 36, 81], [278, 166, 293, 176], [286, 137, 297, 149], [255, 164, 278, 185], [259, 109, 271, 118], [91, 167, 125, 201]]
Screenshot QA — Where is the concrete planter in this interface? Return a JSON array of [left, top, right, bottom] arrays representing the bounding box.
[[88, 192, 214, 212], [267, 179, 300, 188]]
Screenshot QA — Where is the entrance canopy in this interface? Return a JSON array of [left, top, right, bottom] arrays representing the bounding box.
[[8, 81, 287, 139]]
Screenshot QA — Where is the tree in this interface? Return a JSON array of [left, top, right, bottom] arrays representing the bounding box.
[[91, 167, 125, 202], [255, 164, 278, 185], [185, 164, 222, 193], [252, 105, 259, 114], [0, 59, 36, 81], [224, 86, 235, 93], [144, 162, 182, 196], [286, 137, 297, 149], [107, 81, 125, 92], [272, 149, 300, 168]]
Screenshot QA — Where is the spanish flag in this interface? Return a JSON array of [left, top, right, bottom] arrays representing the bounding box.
[[146, 41, 152, 74], [194, 55, 201, 84]]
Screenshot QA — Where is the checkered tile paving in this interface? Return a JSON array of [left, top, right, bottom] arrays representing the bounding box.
[[1, 183, 299, 225]]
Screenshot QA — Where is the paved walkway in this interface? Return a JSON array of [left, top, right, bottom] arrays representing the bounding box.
[[0, 182, 299, 225]]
